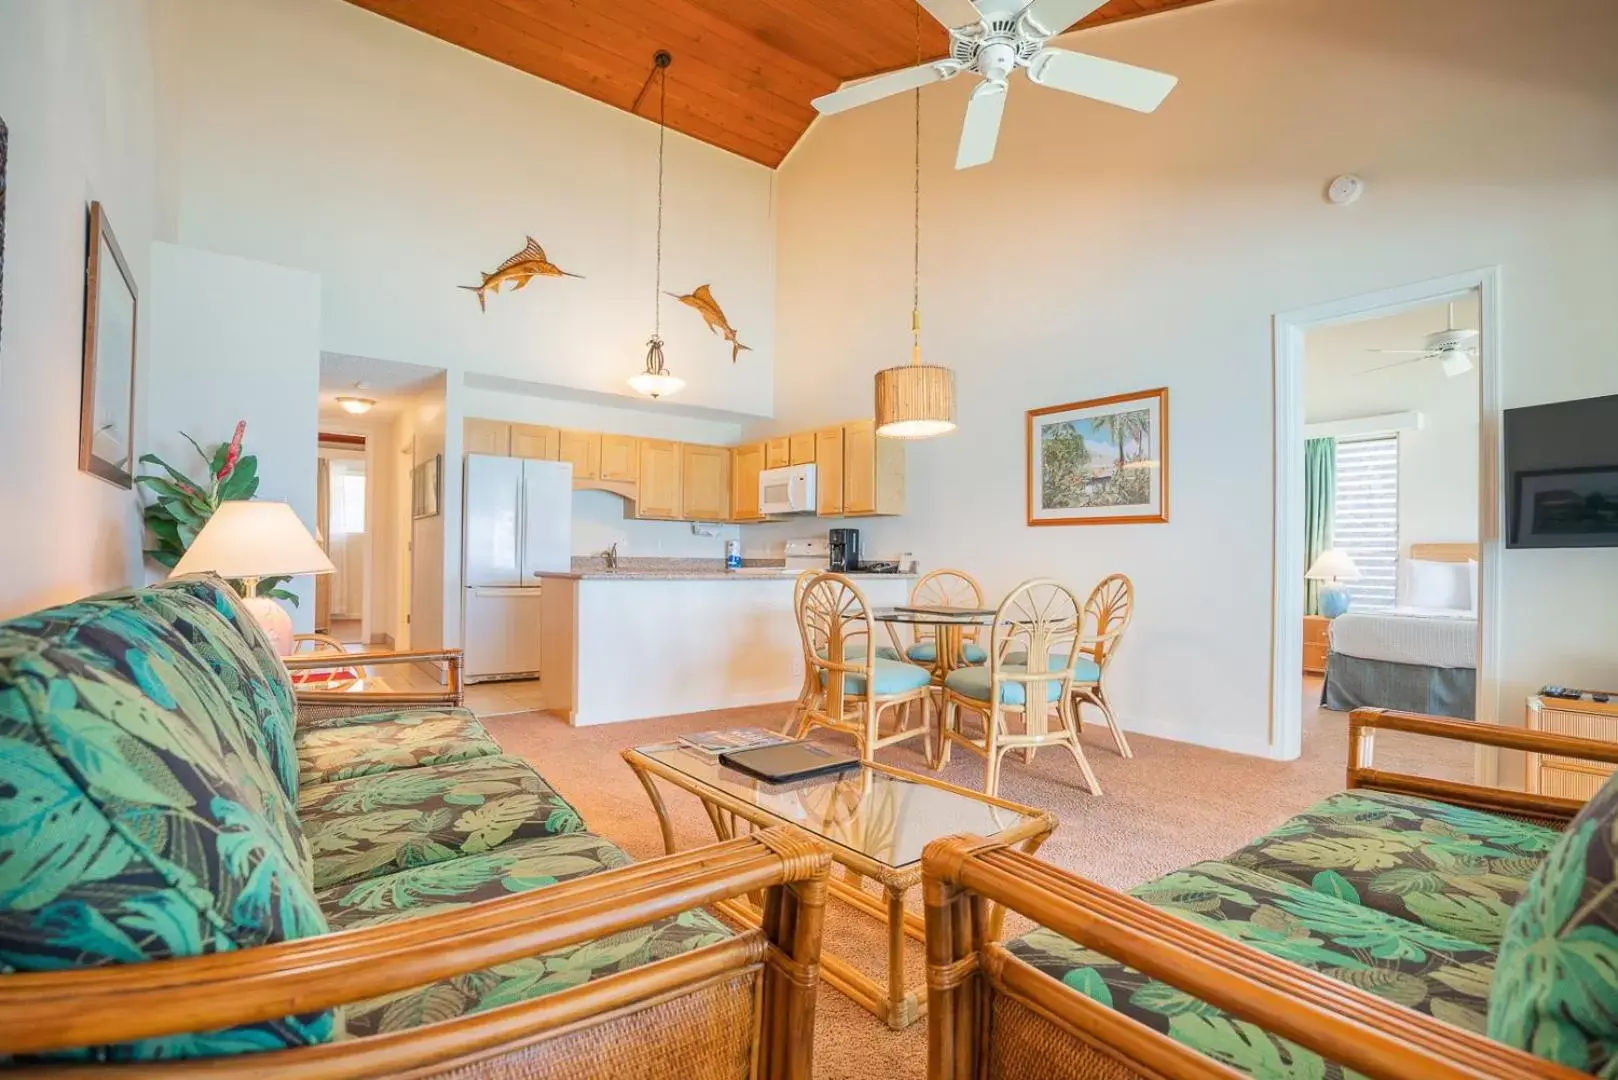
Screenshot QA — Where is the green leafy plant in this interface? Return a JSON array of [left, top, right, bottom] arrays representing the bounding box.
[[135, 420, 298, 605]]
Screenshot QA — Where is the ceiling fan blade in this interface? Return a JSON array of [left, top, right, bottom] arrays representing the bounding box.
[[812, 62, 960, 115], [918, 0, 983, 30], [1020, 0, 1110, 37], [1026, 48, 1178, 112], [1366, 349, 1432, 356], [956, 82, 1008, 169], [1360, 356, 1428, 375]]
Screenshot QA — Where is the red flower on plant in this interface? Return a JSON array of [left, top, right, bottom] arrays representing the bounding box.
[[216, 420, 247, 480]]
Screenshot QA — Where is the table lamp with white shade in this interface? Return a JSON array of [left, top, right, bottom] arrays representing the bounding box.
[[171, 501, 334, 655], [1305, 548, 1360, 619]]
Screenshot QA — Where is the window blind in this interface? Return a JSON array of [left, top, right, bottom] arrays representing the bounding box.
[[1332, 435, 1399, 610]]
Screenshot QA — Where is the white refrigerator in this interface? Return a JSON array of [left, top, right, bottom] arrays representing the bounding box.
[[462, 454, 572, 682]]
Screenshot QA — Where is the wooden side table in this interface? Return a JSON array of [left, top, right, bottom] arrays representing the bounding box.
[[1303, 615, 1330, 675], [1526, 693, 1618, 798]]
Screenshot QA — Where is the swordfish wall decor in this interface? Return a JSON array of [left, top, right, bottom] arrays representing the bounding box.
[[460, 236, 581, 311], [666, 283, 750, 362]]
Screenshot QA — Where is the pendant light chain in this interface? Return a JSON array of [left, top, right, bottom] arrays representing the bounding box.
[[654, 52, 668, 339], [911, 2, 921, 366]]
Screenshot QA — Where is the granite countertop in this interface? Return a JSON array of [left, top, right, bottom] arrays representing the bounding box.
[[535, 558, 916, 582]]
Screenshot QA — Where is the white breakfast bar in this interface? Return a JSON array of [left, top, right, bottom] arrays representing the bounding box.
[[537, 569, 915, 726]]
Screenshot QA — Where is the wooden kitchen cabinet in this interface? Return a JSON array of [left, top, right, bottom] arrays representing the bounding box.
[[599, 434, 638, 482], [789, 432, 816, 466], [681, 444, 731, 521], [558, 430, 600, 481], [815, 426, 845, 516], [510, 424, 559, 460], [636, 440, 683, 519], [731, 443, 765, 522], [842, 419, 905, 516], [765, 437, 790, 470], [463, 419, 510, 456]]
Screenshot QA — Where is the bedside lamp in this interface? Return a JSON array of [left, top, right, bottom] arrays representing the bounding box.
[[171, 501, 334, 655], [1306, 548, 1360, 619]]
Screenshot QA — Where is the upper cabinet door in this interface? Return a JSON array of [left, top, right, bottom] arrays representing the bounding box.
[[511, 424, 559, 460], [464, 419, 511, 457], [843, 420, 876, 515], [599, 434, 639, 482], [637, 440, 682, 519], [765, 437, 790, 470], [789, 432, 816, 466], [816, 426, 845, 516], [681, 444, 731, 522], [558, 430, 600, 480], [731, 443, 765, 522]]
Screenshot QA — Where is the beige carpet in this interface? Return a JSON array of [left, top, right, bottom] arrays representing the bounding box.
[[479, 678, 1471, 1079]]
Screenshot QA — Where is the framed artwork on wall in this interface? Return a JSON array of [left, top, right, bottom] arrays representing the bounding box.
[[79, 201, 139, 488], [1, 115, 8, 354], [1027, 387, 1169, 526], [412, 454, 442, 519]]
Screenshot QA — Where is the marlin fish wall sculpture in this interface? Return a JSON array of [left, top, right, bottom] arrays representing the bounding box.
[[460, 236, 581, 311], [666, 284, 750, 363]]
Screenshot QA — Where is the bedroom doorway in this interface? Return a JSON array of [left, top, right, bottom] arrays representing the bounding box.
[[1271, 270, 1501, 763]]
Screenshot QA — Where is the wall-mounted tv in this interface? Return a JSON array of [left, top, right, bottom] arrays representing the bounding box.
[[1505, 393, 1618, 548]]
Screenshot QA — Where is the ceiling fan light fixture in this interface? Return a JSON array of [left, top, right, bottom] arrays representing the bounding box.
[[335, 396, 375, 415], [1440, 351, 1475, 378]]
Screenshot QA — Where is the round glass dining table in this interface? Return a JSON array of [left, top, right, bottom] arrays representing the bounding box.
[[873, 606, 997, 679]]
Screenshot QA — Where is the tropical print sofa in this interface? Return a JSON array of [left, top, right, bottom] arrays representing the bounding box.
[[924, 709, 1618, 1080], [0, 576, 827, 1075]]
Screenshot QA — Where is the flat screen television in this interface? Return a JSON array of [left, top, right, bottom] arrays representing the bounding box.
[[1505, 393, 1618, 548]]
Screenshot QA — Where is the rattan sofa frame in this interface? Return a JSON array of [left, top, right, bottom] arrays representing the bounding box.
[[922, 707, 1618, 1080]]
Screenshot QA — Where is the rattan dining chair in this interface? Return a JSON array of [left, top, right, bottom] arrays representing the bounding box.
[[902, 568, 989, 675], [939, 578, 1101, 798], [796, 572, 936, 764], [1072, 573, 1135, 758]]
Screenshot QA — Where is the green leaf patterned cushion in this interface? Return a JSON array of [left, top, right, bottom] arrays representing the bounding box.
[[310, 831, 733, 1037], [0, 593, 334, 1060], [299, 756, 587, 890], [1008, 860, 1498, 1079], [1488, 772, 1618, 1073], [294, 708, 503, 787], [1224, 789, 1559, 948]]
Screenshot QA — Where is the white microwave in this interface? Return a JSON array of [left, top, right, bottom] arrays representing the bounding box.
[[759, 464, 817, 515]]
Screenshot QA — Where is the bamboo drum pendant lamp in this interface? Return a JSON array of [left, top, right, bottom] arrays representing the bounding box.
[[875, 6, 955, 440]]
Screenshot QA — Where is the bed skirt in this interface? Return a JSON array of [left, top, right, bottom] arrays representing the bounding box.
[[1323, 652, 1476, 720]]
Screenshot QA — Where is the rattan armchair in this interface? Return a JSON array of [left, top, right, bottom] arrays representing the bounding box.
[[922, 708, 1618, 1080], [0, 828, 831, 1079]]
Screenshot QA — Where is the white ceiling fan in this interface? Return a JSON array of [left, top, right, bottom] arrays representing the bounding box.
[[1362, 302, 1479, 378], [811, 0, 1179, 170]]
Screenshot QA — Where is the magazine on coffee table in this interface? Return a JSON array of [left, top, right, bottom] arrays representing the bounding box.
[[676, 727, 791, 759]]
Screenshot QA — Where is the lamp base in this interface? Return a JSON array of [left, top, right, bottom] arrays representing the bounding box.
[[242, 594, 295, 656], [1319, 585, 1352, 619]]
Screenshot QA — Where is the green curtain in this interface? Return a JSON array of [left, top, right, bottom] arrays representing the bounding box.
[[1304, 437, 1336, 616]]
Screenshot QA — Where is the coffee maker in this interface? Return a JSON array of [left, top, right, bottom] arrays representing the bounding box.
[[828, 528, 861, 572]]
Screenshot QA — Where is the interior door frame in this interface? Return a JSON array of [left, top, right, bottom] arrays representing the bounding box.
[[1269, 268, 1503, 768]]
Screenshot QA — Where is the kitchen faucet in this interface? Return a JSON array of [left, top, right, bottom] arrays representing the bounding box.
[[601, 542, 619, 570]]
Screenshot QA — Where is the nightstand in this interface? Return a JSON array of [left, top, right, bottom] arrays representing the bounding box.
[[1303, 615, 1329, 675], [1526, 693, 1618, 798]]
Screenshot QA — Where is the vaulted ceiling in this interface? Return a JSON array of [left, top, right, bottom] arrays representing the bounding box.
[[343, 0, 1214, 167]]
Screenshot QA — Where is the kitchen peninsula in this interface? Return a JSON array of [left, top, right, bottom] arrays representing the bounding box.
[[538, 565, 914, 726]]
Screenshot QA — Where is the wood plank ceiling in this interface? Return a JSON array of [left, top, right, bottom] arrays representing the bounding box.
[[343, 0, 1213, 167]]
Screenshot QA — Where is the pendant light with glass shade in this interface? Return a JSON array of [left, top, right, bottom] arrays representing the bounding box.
[[628, 51, 686, 400], [874, 8, 955, 440]]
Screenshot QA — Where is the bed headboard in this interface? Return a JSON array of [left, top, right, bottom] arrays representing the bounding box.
[[1408, 543, 1479, 563]]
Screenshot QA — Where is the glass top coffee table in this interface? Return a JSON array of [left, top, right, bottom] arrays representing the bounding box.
[[622, 741, 1056, 1029]]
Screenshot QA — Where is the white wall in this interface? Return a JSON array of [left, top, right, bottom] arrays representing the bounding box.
[[1305, 300, 1480, 558], [0, 0, 159, 617], [146, 243, 322, 629], [770, 0, 1618, 755], [153, 0, 776, 418]]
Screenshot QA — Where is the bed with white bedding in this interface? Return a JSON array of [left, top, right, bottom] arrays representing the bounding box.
[[1322, 544, 1480, 720]]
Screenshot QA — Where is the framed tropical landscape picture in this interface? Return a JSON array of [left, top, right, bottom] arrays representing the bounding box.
[[1026, 387, 1169, 526]]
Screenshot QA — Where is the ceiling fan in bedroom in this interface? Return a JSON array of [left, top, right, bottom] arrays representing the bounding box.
[[810, 0, 1180, 170], [1362, 302, 1479, 378]]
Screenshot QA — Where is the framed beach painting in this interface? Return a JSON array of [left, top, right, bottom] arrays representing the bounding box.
[[79, 201, 139, 488], [1027, 387, 1169, 526]]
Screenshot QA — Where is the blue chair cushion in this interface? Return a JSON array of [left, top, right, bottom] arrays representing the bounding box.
[[818, 642, 903, 663], [821, 658, 932, 696], [945, 665, 1065, 707], [906, 641, 988, 665], [1003, 650, 1102, 683]]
